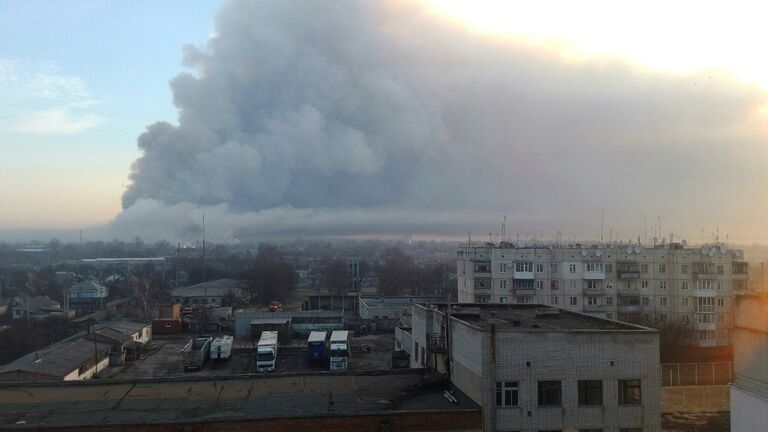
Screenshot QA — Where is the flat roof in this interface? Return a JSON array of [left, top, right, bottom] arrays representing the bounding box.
[[0, 372, 479, 428], [419, 303, 653, 332]]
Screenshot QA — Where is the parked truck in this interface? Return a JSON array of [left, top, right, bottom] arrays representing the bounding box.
[[182, 335, 212, 370], [211, 335, 233, 361], [329, 330, 350, 371], [256, 331, 278, 372], [307, 331, 327, 364]]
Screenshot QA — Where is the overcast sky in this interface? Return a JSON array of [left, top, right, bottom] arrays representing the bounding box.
[[2, 0, 767, 244]]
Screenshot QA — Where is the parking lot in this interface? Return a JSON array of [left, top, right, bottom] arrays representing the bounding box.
[[103, 333, 395, 379]]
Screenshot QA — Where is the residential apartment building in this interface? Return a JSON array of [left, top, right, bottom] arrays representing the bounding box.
[[457, 242, 748, 346], [406, 303, 660, 431], [731, 293, 768, 432]]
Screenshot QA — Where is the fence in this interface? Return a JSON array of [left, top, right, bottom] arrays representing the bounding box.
[[661, 362, 733, 386]]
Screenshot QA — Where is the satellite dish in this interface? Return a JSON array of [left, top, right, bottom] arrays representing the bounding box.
[[682, 239, 688, 247], [708, 249, 715, 257], [720, 244, 726, 254], [580, 249, 588, 257], [626, 246, 633, 254], [634, 245, 642, 253], [596, 249, 603, 257], [607, 282, 614, 289]]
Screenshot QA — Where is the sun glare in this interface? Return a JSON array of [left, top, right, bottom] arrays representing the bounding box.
[[424, 0, 768, 89]]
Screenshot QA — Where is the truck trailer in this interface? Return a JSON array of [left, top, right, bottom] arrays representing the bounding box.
[[182, 335, 212, 370], [307, 331, 327, 364], [211, 335, 233, 361], [329, 330, 350, 371], [256, 331, 278, 372]]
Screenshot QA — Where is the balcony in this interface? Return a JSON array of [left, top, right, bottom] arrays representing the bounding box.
[[513, 270, 535, 279], [583, 287, 606, 295], [694, 322, 717, 331], [514, 287, 536, 296], [583, 271, 606, 280], [693, 289, 716, 297], [618, 271, 640, 279], [583, 304, 607, 312], [618, 304, 640, 313]]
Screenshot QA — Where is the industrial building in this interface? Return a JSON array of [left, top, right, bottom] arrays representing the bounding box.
[[457, 242, 748, 346], [0, 337, 112, 382], [731, 293, 768, 431], [235, 309, 344, 337], [359, 296, 448, 332], [170, 279, 247, 306], [0, 370, 482, 431], [402, 303, 661, 431]]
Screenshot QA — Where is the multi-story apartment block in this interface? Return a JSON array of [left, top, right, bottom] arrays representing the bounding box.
[[407, 303, 661, 431], [457, 242, 748, 346]]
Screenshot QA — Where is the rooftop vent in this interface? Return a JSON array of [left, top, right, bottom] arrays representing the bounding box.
[[535, 308, 560, 317]]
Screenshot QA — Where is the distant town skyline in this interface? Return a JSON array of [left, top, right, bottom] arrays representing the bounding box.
[[2, 0, 768, 244]]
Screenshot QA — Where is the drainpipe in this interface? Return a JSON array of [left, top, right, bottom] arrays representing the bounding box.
[[489, 324, 497, 432]]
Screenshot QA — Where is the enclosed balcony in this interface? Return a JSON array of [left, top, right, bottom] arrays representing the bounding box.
[[583, 304, 607, 312]]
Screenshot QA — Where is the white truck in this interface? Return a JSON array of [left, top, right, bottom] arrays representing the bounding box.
[[211, 335, 233, 361], [329, 330, 350, 371], [256, 331, 278, 372]]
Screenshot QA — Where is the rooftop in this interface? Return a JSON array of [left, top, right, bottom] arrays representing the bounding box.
[[0, 371, 479, 428], [0, 338, 112, 380], [16, 296, 60, 311], [171, 279, 247, 297], [360, 296, 449, 308], [420, 303, 653, 332]]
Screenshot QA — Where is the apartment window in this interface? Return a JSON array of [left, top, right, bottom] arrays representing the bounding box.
[[585, 262, 604, 272], [717, 281, 722, 290], [535, 263, 544, 273], [619, 379, 642, 405], [606, 280, 614, 289], [659, 281, 667, 290], [499, 263, 507, 273], [641, 264, 648, 273], [697, 280, 713, 290], [586, 280, 600, 289], [165, 321, 172, 328], [682, 297, 689, 307], [569, 264, 577, 273], [515, 279, 534, 290], [516, 262, 532, 272], [619, 429, 643, 432], [578, 380, 603, 406], [717, 298, 725, 307], [606, 297, 613, 306], [659, 297, 668, 306], [681, 314, 690, 324], [717, 265, 724, 275], [658, 313, 667, 322], [682, 265, 689, 274], [550, 280, 559, 290], [500, 280, 507, 289], [538, 381, 562, 406], [516, 296, 532, 304], [642, 297, 649, 306], [536, 280, 545, 290], [569, 280, 577, 289], [697, 297, 715, 313], [641, 280, 649, 289], [682, 281, 689, 290], [606, 264, 613, 273], [586, 296, 600, 306], [500, 297, 507, 304], [606, 313, 613, 319], [550, 263, 558, 274], [718, 314, 725, 323], [551, 296, 559, 305], [659, 264, 666, 273], [570, 296, 578, 306], [496, 382, 519, 407]]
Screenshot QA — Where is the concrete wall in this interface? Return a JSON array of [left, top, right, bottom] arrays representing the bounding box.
[[731, 385, 768, 432]]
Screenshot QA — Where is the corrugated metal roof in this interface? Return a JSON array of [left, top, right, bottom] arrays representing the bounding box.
[[0, 338, 112, 379]]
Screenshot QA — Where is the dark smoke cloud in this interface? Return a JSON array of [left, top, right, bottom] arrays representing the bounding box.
[[117, 0, 768, 242]]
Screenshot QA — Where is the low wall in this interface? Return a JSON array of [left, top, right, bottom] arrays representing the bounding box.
[[662, 385, 730, 413]]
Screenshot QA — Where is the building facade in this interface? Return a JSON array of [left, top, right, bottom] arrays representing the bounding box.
[[731, 294, 768, 432], [408, 303, 661, 432], [457, 242, 748, 346]]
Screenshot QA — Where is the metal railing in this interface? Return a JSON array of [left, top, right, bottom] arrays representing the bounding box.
[[661, 362, 733, 386]]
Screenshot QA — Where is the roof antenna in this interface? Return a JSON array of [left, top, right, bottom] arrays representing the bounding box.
[[501, 215, 506, 243], [600, 209, 605, 245]]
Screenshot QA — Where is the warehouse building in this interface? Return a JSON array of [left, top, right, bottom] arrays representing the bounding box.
[[0, 337, 112, 382], [407, 303, 661, 431]]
